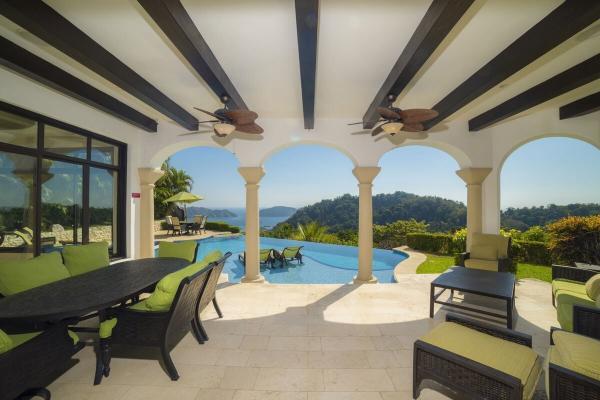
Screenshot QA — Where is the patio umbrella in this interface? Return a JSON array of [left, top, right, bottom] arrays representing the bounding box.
[[164, 191, 203, 220]]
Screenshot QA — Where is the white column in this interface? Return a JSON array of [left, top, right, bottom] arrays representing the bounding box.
[[238, 167, 266, 283], [352, 166, 381, 284], [456, 168, 492, 250], [138, 167, 164, 259], [482, 169, 501, 234]]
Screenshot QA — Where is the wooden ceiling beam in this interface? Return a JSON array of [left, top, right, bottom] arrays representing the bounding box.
[[362, 0, 474, 129], [559, 91, 600, 120], [424, 1, 600, 130], [469, 55, 600, 131], [137, 0, 247, 110], [295, 0, 319, 129], [0, 37, 157, 132], [0, 0, 198, 130]]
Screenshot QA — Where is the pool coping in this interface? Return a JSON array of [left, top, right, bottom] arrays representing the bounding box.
[[392, 246, 427, 281]]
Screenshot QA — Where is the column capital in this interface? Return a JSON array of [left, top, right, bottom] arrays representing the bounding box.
[[138, 167, 164, 186], [456, 167, 492, 185], [352, 166, 381, 184], [238, 166, 265, 184]]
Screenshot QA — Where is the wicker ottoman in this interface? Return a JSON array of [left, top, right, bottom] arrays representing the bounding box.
[[413, 314, 542, 400]]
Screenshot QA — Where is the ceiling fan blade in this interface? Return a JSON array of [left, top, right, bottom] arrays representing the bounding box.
[[193, 107, 223, 120], [225, 110, 258, 125], [377, 106, 401, 120], [235, 123, 264, 134], [347, 121, 364, 126], [399, 109, 438, 123], [198, 119, 220, 123], [401, 122, 425, 132], [371, 123, 387, 136], [178, 130, 213, 136]]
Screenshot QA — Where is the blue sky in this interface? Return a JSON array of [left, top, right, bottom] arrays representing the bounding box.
[[169, 137, 600, 209]]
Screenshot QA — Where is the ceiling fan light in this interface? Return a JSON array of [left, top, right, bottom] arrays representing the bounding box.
[[214, 123, 235, 136], [382, 122, 403, 135]]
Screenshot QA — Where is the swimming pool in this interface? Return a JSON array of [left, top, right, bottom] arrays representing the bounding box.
[[194, 235, 407, 284]]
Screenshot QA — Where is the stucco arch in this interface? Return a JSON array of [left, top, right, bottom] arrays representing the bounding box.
[[259, 140, 359, 167], [148, 139, 239, 168], [376, 139, 472, 168]]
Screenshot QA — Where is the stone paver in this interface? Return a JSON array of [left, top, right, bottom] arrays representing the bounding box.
[[50, 275, 556, 399]]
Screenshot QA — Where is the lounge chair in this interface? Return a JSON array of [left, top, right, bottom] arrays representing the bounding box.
[[239, 248, 277, 268], [21, 227, 57, 251], [281, 246, 304, 264], [51, 224, 75, 245]]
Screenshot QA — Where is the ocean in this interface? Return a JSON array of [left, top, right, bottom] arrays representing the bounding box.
[[202, 208, 292, 230]]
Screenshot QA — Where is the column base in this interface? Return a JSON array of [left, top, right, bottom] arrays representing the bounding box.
[[241, 274, 266, 283], [353, 275, 378, 284]]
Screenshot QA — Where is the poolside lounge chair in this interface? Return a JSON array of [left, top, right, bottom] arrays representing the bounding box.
[[22, 227, 57, 250], [239, 249, 277, 268], [52, 224, 75, 245], [281, 246, 303, 264]]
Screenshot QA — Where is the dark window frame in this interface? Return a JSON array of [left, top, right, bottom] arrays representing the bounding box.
[[0, 100, 127, 258]]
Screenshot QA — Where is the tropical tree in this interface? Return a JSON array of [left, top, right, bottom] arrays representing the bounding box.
[[293, 221, 340, 244], [153, 159, 193, 219]]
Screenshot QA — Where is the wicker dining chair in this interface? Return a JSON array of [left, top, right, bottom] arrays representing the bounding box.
[[194, 252, 232, 341], [0, 322, 84, 400], [100, 254, 230, 381]]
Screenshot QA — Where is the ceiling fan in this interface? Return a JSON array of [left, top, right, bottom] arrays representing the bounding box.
[[349, 95, 438, 139], [191, 95, 264, 137]]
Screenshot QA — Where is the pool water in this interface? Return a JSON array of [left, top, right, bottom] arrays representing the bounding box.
[[194, 235, 407, 284]]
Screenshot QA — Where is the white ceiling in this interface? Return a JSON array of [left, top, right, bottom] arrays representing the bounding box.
[[0, 0, 598, 130]]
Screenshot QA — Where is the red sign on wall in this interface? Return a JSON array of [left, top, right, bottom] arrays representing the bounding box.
[[131, 193, 141, 198]]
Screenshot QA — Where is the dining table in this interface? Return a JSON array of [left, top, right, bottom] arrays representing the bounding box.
[[0, 257, 189, 384]]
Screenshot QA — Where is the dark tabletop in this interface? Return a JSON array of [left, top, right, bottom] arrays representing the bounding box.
[[431, 267, 515, 299], [0, 257, 188, 323]]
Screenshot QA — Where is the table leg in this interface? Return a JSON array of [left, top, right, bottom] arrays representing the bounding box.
[[506, 297, 514, 329], [94, 312, 112, 385], [429, 284, 435, 318]]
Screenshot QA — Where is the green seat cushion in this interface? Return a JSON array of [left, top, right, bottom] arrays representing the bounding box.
[[158, 241, 197, 262], [552, 330, 600, 381], [259, 249, 272, 263], [99, 318, 118, 339], [464, 258, 498, 272], [556, 290, 597, 331], [0, 252, 70, 296], [420, 322, 541, 400], [552, 279, 586, 296], [62, 242, 109, 276], [144, 250, 223, 312], [0, 330, 78, 355], [0, 329, 13, 354], [585, 274, 600, 301]]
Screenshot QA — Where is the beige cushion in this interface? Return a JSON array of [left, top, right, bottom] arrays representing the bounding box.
[[472, 233, 510, 258], [470, 245, 498, 261], [421, 322, 542, 400], [551, 330, 600, 381], [585, 274, 600, 301], [464, 258, 498, 272]]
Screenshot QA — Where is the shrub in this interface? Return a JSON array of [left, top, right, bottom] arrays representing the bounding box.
[[205, 221, 240, 233], [373, 219, 428, 249], [521, 225, 548, 242], [512, 240, 551, 265], [548, 215, 600, 265], [407, 233, 454, 254]]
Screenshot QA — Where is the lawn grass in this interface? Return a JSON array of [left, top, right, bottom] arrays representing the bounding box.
[[416, 253, 552, 283]]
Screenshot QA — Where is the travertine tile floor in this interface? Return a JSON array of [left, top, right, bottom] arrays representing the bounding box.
[[49, 274, 556, 400]]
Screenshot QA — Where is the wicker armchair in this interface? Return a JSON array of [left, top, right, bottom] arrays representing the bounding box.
[[0, 323, 84, 400], [194, 252, 231, 341], [548, 306, 600, 400], [414, 313, 539, 400], [101, 254, 230, 381], [457, 233, 513, 273]]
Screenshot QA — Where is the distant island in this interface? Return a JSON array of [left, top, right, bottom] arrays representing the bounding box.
[[260, 206, 296, 217], [187, 206, 236, 218], [278, 191, 600, 233]]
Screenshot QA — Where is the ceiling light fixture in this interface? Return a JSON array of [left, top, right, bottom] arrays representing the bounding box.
[[213, 122, 235, 136], [381, 122, 403, 135]]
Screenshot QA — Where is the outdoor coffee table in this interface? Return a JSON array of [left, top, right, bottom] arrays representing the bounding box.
[[429, 267, 516, 329]]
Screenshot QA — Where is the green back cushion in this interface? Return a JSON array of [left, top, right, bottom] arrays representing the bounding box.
[[62, 242, 109, 276], [469, 245, 497, 261], [158, 241, 197, 262], [144, 250, 223, 311], [0, 252, 70, 296], [0, 329, 13, 354], [585, 274, 600, 301]]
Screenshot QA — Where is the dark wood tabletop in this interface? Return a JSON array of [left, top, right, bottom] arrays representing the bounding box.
[[0, 257, 188, 324], [431, 267, 515, 299]]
